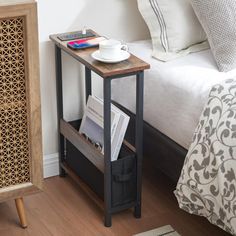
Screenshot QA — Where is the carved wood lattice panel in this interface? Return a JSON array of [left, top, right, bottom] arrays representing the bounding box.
[[0, 17, 30, 188]]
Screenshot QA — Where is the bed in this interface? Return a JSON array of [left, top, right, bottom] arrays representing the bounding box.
[[116, 0, 236, 233], [111, 39, 236, 234], [112, 40, 236, 182]]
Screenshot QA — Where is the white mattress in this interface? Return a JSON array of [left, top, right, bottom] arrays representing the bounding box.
[[111, 40, 236, 149]]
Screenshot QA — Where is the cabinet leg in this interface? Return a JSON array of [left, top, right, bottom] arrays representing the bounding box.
[[104, 213, 112, 227], [15, 198, 27, 228], [134, 203, 141, 218]]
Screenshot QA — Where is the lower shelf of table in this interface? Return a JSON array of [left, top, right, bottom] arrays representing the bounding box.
[[61, 162, 137, 214], [61, 119, 138, 212]]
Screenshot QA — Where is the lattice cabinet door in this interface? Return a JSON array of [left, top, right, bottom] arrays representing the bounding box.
[[0, 0, 43, 202]]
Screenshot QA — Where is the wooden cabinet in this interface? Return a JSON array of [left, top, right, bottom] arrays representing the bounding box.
[[0, 0, 43, 227]]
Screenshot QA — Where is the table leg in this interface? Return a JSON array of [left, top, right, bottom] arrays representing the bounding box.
[[55, 45, 66, 177], [85, 67, 92, 101], [134, 71, 144, 218], [103, 78, 112, 227]]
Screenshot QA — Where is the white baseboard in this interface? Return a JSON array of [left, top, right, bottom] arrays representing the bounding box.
[[43, 153, 59, 178]]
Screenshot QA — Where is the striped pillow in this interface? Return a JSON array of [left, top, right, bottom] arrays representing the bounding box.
[[137, 0, 209, 61]]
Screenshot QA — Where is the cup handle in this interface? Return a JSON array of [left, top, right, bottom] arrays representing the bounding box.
[[120, 44, 128, 51]]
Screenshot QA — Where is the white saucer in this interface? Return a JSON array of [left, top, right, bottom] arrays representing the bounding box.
[[91, 50, 130, 63]]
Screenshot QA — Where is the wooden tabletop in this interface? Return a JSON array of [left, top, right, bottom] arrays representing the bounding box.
[[49, 30, 150, 78]]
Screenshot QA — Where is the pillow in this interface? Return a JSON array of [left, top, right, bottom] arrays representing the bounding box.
[[138, 0, 209, 61], [190, 0, 236, 72], [137, 0, 209, 61]]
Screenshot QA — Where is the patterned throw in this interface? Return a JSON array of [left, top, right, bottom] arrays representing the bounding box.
[[175, 79, 236, 235]]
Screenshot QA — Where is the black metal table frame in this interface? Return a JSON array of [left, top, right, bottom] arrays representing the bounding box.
[[54, 45, 144, 227]]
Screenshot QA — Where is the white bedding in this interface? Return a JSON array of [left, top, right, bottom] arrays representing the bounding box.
[[111, 40, 236, 149]]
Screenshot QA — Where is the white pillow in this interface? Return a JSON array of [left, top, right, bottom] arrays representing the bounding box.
[[190, 0, 236, 72], [137, 0, 209, 61]]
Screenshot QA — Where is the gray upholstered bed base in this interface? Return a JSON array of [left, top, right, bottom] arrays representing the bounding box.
[[119, 103, 187, 183]]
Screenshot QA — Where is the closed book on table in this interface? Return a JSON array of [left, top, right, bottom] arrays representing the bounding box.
[[79, 95, 130, 161]]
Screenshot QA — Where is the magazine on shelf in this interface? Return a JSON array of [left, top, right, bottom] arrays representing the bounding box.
[[79, 95, 130, 161], [110, 107, 130, 161], [96, 96, 130, 161], [79, 95, 120, 154]]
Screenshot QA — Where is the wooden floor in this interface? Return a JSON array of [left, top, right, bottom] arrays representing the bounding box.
[[0, 164, 230, 236]]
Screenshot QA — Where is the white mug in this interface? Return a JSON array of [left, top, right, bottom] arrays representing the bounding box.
[[99, 39, 128, 60]]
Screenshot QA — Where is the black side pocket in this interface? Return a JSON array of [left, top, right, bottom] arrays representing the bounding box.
[[111, 148, 136, 207]]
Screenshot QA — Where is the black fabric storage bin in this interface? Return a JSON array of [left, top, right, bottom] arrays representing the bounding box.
[[64, 120, 137, 208], [111, 147, 136, 207]]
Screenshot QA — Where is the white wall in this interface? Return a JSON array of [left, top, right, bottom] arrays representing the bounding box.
[[37, 0, 150, 155]]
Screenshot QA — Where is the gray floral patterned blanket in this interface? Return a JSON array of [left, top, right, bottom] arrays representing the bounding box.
[[175, 79, 236, 235]]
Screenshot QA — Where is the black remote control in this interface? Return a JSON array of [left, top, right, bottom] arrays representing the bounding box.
[[57, 31, 96, 41]]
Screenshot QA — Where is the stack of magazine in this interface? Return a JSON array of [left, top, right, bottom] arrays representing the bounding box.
[[79, 95, 130, 161]]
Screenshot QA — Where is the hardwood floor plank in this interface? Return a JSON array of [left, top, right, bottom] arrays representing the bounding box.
[[0, 163, 231, 236]]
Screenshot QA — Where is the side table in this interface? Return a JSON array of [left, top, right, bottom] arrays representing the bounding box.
[[49, 30, 150, 227]]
